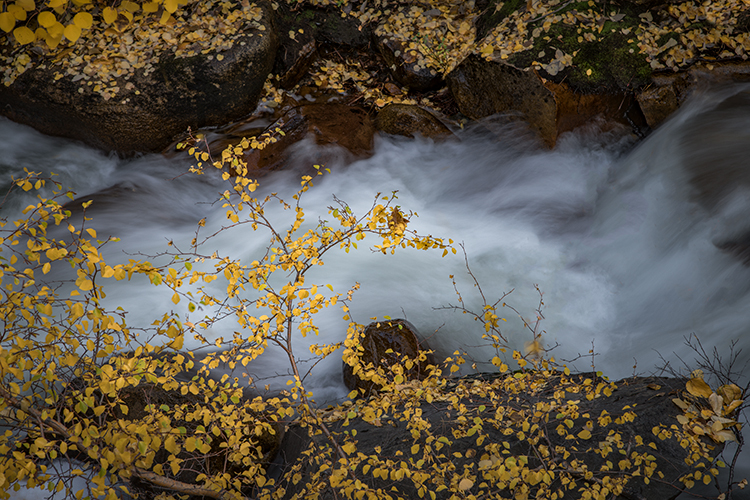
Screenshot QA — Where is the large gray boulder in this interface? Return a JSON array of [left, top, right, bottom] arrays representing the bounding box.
[[0, 1, 277, 155]]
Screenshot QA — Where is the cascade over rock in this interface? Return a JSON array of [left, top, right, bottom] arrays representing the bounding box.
[[446, 55, 646, 148]]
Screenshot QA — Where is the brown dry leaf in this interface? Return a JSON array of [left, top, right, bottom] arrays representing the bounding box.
[[717, 383, 743, 404], [458, 478, 474, 491], [709, 392, 723, 415]]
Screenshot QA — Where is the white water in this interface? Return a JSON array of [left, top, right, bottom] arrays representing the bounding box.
[[2, 85, 749, 496]]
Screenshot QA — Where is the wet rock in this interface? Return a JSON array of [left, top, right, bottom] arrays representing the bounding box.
[[273, 376, 720, 500], [342, 319, 435, 395], [215, 102, 374, 176], [375, 103, 453, 139], [447, 55, 645, 147], [636, 72, 692, 129], [375, 35, 443, 92], [0, 1, 277, 155], [637, 61, 750, 129]]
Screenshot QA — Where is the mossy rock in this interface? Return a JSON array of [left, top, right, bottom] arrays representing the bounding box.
[[478, 0, 652, 93], [275, 3, 370, 48]]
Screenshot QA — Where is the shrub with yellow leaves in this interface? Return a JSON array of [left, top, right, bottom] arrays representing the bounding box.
[[0, 133, 747, 500]]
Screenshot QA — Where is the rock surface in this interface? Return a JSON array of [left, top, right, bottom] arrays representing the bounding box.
[[273, 375, 718, 500], [375, 35, 444, 92], [637, 61, 750, 129], [375, 103, 453, 139], [0, 1, 277, 155], [343, 319, 435, 395], [447, 55, 646, 147], [238, 102, 374, 175]]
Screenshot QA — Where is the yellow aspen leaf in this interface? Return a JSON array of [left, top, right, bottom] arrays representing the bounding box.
[[47, 21, 64, 37], [12, 26, 34, 44], [164, 0, 178, 13], [38, 11, 56, 28], [11, 7, 27, 21], [121, 0, 140, 13], [171, 293, 180, 304], [686, 377, 712, 398], [72, 12, 92, 30], [0, 12, 15, 32], [63, 24, 81, 42], [102, 7, 117, 24], [42, 262, 51, 274], [578, 429, 591, 439], [709, 393, 723, 415], [142, 2, 159, 13], [726, 399, 743, 414], [77, 279, 93, 291], [458, 478, 474, 491], [672, 398, 688, 410], [17, 0, 35, 10]]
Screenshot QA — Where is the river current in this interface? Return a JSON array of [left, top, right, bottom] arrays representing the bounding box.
[[2, 84, 749, 497]]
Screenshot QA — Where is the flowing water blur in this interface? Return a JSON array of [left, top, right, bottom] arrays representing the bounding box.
[[2, 84, 749, 496]]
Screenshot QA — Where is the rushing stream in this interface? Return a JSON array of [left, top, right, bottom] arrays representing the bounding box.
[[2, 84, 749, 496]]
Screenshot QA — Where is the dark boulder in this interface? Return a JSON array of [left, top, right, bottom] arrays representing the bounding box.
[[0, 1, 277, 155], [447, 55, 646, 147], [273, 2, 370, 49], [273, 375, 724, 500], [374, 35, 443, 92], [342, 318, 436, 395]]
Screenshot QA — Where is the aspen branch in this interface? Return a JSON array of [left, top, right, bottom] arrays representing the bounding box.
[[0, 385, 251, 500]]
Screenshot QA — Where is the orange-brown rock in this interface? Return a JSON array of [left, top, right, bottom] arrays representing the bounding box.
[[637, 61, 750, 129], [234, 102, 375, 175]]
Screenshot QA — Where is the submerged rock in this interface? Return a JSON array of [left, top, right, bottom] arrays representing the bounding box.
[[637, 61, 750, 129], [229, 102, 374, 176], [375, 103, 453, 139]]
